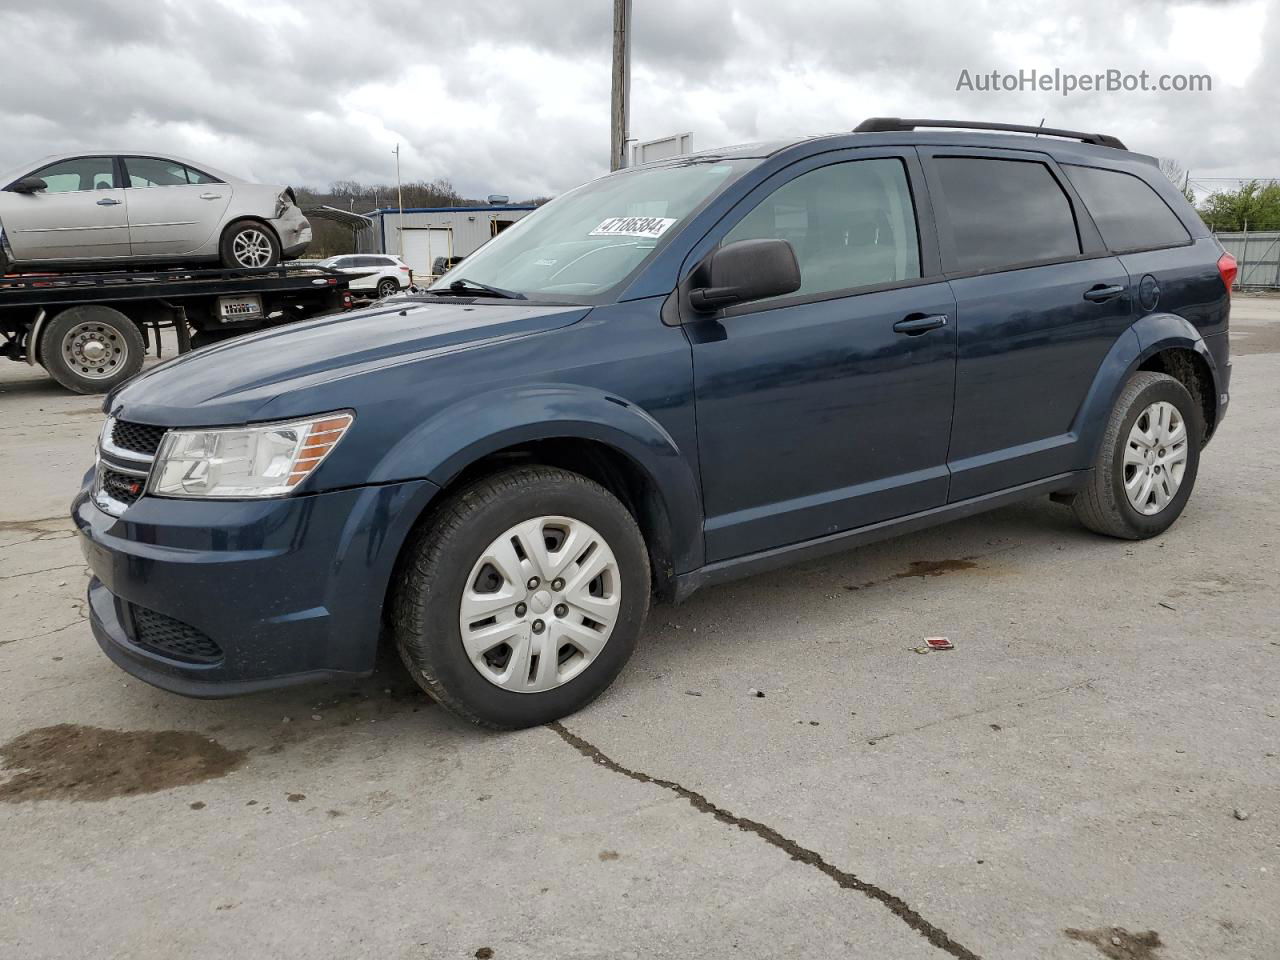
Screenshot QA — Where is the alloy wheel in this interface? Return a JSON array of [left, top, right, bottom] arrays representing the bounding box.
[[231, 228, 273, 267]]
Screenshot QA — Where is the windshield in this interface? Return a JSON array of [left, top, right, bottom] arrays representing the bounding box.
[[430, 158, 758, 302]]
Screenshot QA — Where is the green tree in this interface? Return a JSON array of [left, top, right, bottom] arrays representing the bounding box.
[[1197, 180, 1280, 232]]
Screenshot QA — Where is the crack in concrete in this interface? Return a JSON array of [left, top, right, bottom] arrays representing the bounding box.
[[550, 721, 982, 960], [865, 677, 1099, 746], [0, 618, 88, 648], [0, 563, 84, 581]]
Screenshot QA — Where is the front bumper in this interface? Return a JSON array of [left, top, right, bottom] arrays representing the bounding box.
[[73, 475, 438, 698]]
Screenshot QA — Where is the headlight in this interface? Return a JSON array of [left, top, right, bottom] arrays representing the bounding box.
[[149, 412, 353, 499]]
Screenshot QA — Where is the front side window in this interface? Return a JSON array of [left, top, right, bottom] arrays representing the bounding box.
[[126, 157, 221, 187], [935, 157, 1081, 272], [723, 158, 921, 300], [430, 158, 758, 301], [1063, 164, 1191, 252], [24, 156, 116, 193]]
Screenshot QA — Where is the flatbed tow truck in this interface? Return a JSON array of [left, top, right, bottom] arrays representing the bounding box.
[[0, 264, 360, 393]]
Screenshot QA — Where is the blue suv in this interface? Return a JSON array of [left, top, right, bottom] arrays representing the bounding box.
[[74, 118, 1235, 728]]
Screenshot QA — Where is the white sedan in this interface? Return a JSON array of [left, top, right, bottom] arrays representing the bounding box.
[[0, 152, 311, 272]]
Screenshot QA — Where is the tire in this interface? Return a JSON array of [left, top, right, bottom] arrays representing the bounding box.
[[376, 277, 399, 299], [392, 465, 651, 729], [38, 305, 145, 394], [1071, 371, 1203, 539], [219, 220, 281, 269]]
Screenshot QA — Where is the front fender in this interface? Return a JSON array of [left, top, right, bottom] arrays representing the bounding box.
[[1072, 313, 1222, 467], [368, 383, 704, 574]]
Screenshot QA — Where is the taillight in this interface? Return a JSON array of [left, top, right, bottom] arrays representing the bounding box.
[[1217, 252, 1238, 296]]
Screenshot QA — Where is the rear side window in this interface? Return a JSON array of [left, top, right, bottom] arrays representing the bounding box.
[[724, 157, 921, 299], [125, 157, 222, 187], [1063, 165, 1191, 252], [935, 157, 1080, 272]]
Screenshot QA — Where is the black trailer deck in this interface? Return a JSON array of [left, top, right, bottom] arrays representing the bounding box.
[[0, 264, 362, 394]]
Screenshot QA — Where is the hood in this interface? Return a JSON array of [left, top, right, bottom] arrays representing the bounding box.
[[110, 297, 589, 425]]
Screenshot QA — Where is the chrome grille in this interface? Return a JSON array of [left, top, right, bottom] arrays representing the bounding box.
[[95, 416, 157, 517]]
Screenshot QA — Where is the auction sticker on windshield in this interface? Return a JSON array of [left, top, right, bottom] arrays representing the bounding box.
[[589, 216, 677, 239]]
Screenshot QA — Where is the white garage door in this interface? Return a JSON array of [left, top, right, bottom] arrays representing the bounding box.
[[399, 228, 454, 278]]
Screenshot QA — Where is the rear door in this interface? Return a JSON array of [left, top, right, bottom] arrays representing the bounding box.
[[0, 156, 129, 261], [688, 148, 958, 561], [122, 156, 232, 256], [919, 148, 1133, 500]]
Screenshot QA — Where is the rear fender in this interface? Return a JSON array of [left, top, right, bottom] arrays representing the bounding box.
[[1073, 313, 1220, 466]]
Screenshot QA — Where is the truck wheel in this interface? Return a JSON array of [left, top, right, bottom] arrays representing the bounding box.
[[219, 220, 280, 268], [1071, 371, 1203, 539], [38, 305, 145, 394], [376, 278, 399, 298], [392, 465, 651, 729]]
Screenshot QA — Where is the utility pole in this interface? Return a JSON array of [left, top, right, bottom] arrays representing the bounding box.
[[610, 0, 631, 171], [393, 143, 405, 257]]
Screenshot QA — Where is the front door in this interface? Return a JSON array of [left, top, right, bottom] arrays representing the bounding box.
[[122, 156, 232, 256], [0, 156, 130, 261], [688, 151, 958, 562]]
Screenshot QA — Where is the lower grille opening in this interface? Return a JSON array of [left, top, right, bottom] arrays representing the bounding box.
[[128, 605, 224, 664]]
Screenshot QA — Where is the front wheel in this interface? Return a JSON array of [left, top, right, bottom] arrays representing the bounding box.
[[1071, 371, 1203, 539], [219, 220, 280, 269], [38, 305, 145, 394], [392, 466, 651, 729]]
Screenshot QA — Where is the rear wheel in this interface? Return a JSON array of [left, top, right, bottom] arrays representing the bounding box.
[[38, 305, 145, 394], [219, 220, 280, 269], [1071, 371, 1202, 539], [376, 277, 399, 298], [392, 465, 651, 729]]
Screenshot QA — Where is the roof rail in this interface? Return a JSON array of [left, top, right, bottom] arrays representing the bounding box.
[[853, 117, 1127, 151]]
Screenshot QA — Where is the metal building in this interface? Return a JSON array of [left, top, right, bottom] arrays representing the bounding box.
[[369, 204, 537, 279]]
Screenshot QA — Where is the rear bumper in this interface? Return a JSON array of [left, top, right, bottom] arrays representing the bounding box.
[[73, 476, 438, 697], [274, 207, 312, 259], [1204, 330, 1230, 432]]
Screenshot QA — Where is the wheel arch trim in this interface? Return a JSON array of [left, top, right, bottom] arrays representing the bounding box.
[[368, 383, 705, 574], [1073, 314, 1221, 466]]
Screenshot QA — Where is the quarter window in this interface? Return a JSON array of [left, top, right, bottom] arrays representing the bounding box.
[[724, 158, 921, 300], [935, 157, 1081, 272], [125, 157, 222, 187], [23, 156, 116, 193], [1063, 164, 1191, 252]]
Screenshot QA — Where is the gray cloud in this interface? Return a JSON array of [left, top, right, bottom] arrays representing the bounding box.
[[0, 0, 1273, 199]]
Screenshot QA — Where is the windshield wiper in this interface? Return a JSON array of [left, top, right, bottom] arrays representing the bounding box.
[[430, 277, 527, 300]]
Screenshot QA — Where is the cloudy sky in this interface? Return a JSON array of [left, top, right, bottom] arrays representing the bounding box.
[[1, 0, 1275, 200]]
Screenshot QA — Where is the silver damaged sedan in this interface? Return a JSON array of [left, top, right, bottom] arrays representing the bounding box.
[[0, 152, 311, 271]]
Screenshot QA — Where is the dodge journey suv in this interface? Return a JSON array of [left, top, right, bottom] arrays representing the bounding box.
[[74, 118, 1234, 729]]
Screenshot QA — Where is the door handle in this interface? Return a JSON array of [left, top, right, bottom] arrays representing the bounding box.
[[199, 193, 223, 200], [1083, 283, 1125, 303], [96, 197, 121, 206], [893, 313, 949, 335]]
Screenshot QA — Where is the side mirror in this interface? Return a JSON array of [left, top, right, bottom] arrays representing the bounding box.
[[9, 177, 48, 194], [688, 238, 801, 313]]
